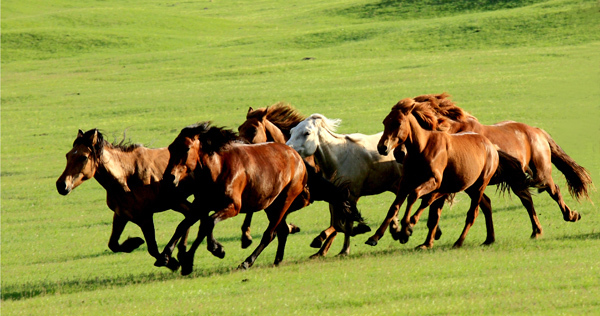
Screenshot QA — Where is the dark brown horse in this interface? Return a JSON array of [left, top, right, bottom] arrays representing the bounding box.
[[373, 99, 533, 248], [408, 93, 592, 238], [157, 122, 355, 275], [238, 103, 369, 257], [56, 129, 193, 270]]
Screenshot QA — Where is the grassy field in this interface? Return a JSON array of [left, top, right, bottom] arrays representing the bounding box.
[[2, 0, 599, 314]]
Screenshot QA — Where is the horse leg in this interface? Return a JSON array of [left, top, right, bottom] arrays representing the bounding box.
[[453, 187, 486, 248], [512, 189, 543, 238], [138, 216, 178, 271], [337, 215, 355, 256], [241, 213, 253, 249], [311, 205, 336, 248], [157, 215, 201, 268], [545, 181, 581, 222], [365, 191, 408, 246], [310, 230, 337, 258], [479, 193, 495, 245], [416, 198, 445, 250], [239, 189, 299, 269], [108, 213, 144, 253], [179, 217, 213, 276]]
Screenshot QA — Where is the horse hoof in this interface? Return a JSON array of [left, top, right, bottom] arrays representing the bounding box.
[[210, 247, 226, 259], [238, 262, 251, 270], [180, 264, 193, 276], [399, 235, 409, 244], [352, 223, 372, 236], [434, 228, 443, 240], [365, 238, 378, 246], [166, 258, 180, 271], [452, 242, 463, 249], [309, 252, 324, 259], [154, 254, 169, 267], [241, 237, 253, 249], [481, 239, 495, 246], [310, 237, 323, 249], [121, 237, 145, 253], [289, 223, 301, 234], [415, 244, 431, 250]]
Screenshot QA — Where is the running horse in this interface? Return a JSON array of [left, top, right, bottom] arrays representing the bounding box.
[[56, 129, 193, 270], [286, 114, 402, 256], [157, 122, 355, 275], [408, 93, 592, 238], [373, 98, 533, 248], [238, 103, 369, 257]]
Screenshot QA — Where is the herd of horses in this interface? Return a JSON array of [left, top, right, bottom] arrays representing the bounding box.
[[56, 93, 593, 275]]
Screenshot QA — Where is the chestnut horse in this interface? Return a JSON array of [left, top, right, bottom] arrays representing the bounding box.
[[410, 93, 592, 238], [374, 99, 533, 248], [56, 129, 192, 270], [236, 102, 307, 248], [239, 103, 369, 257], [157, 122, 355, 275]]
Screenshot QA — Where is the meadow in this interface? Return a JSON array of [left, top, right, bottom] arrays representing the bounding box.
[[2, 0, 599, 314]]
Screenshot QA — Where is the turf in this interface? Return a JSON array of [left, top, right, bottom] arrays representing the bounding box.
[[2, 0, 599, 315]]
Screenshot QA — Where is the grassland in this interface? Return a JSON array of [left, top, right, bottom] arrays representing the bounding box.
[[2, 0, 599, 315]]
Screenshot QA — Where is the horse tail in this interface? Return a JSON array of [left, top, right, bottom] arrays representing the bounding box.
[[542, 130, 593, 201], [493, 150, 535, 194]]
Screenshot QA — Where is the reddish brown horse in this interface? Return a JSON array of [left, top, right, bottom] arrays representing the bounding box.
[[157, 122, 354, 275], [56, 129, 193, 270], [373, 99, 532, 248], [238, 103, 369, 257], [408, 93, 592, 238]]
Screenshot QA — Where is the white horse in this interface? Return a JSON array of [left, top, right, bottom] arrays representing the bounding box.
[[286, 114, 403, 256]]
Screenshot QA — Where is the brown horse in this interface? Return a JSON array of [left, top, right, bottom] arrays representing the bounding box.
[[408, 93, 592, 238], [157, 122, 354, 275], [373, 99, 533, 248], [238, 103, 369, 257], [56, 129, 193, 270]]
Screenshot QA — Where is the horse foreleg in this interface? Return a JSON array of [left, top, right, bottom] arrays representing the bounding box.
[[365, 191, 408, 246], [274, 220, 291, 265], [310, 230, 337, 258], [157, 215, 200, 268], [108, 213, 145, 253], [337, 220, 354, 256]]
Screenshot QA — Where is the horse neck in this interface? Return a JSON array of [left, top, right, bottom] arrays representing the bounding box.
[[264, 120, 287, 143], [94, 145, 138, 192], [405, 114, 432, 154], [313, 129, 347, 179], [447, 117, 481, 134]]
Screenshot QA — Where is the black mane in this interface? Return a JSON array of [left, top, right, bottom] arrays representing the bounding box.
[[74, 129, 143, 161], [179, 121, 243, 154]]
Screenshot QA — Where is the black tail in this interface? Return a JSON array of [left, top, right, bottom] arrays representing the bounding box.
[[542, 130, 593, 201], [493, 150, 536, 194]]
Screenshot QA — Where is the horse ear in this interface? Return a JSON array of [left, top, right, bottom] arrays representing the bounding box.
[[77, 129, 84, 138], [90, 129, 99, 145], [247, 107, 254, 114]]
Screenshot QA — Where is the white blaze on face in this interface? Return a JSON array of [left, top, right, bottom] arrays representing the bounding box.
[[287, 120, 319, 158]]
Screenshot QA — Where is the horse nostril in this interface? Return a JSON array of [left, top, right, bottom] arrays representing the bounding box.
[[377, 145, 388, 156], [56, 181, 70, 195]]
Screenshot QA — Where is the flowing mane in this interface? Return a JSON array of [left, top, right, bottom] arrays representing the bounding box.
[[179, 121, 242, 155], [249, 102, 307, 138], [306, 113, 342, 133], [73, 129, 144, 161], [412, 93, 477, 123], [391, 98, 444, 131]]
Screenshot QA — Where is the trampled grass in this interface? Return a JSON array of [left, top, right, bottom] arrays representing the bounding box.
[[2, 0, 599, 315]]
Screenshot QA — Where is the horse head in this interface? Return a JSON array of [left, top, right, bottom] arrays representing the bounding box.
[[165, 131, 200, 188], [56, 129, 104, 195], [238, 107, 269, 143], [377, 98, 415, 156], [287, 114, 340, 158]]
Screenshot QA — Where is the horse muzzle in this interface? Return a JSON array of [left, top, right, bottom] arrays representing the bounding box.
[[56, 181, 72, 196], [377, 144, 390, 156]]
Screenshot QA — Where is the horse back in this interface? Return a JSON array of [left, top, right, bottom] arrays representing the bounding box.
[[217, 143, 306, 212]]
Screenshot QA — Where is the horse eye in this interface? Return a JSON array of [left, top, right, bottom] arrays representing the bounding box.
[[78, 156, 88, 162], [304, 131, 311, 136]]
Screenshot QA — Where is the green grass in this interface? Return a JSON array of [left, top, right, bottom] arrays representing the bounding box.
[[2, 0, 600, 315]]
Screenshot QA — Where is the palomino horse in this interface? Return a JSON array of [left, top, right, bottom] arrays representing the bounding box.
[[157, 122, 355, 275], [374, 98, 533, 248], [286, 114, 403, 256], [56, 129, 193, 270], [238, 103, 369, 257], [409, 93, 592, 238]]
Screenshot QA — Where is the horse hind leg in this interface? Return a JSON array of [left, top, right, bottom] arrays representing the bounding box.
[[416, 198, 445, 250], [241, 213, 253, 249], [513, 189, 543, 238], [310, 230, 337, 258], [546, 182, 581, 222], [479, 193, 495, 245], [453, 188, 486, 248]]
